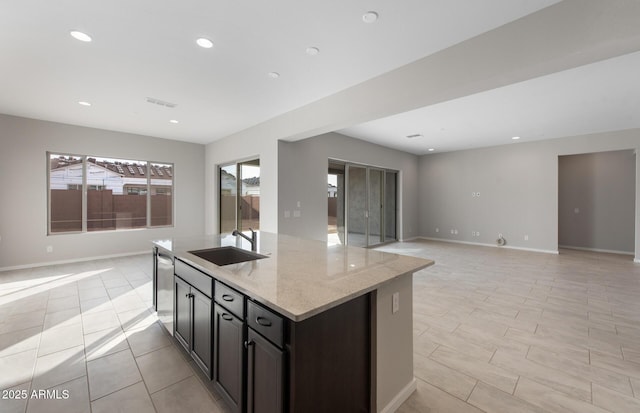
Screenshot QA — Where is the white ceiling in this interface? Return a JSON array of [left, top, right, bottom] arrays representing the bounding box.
[[0, 0, 561, 147], [339, 50, 640, 155]]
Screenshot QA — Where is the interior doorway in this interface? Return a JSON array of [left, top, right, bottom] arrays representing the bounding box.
[[328, 160, 397, 247], [558, 150, 635, 256]]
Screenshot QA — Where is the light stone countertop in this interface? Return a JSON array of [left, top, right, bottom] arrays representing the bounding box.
[[154, 232, 434, 321]]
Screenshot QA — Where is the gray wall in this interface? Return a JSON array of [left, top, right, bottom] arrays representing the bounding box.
[[278, 132, 419, 242], [0, 114, 205, 269], [558, 150, 635, 253], [418, 128, 640, 259]]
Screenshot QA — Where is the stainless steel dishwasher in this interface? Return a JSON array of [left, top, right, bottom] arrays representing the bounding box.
[[155, 249, 175, 335]]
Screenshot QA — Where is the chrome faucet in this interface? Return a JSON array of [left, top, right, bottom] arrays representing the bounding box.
[[232, 228, 257, 252]]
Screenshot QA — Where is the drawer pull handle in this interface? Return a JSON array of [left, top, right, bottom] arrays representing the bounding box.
[[222, 294, 234, 302], [185, 293, 194, 298], [221, 313, 233, 321], [256, 316, 272, 327], [244, 340, 254, 349]]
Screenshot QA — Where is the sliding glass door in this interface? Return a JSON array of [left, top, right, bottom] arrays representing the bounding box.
[[347, 165, 368, 247], [368, 168, 384, 246], [219, 159, 260, 233], [330, 160, 397, 247], [384, 171, 397, 242], [220, 164, 238, 233]]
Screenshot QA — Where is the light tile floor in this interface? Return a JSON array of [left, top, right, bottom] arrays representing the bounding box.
[[1, 241, 640, 412], [0, 255, 228, 413], [377, 240, 640, 413]]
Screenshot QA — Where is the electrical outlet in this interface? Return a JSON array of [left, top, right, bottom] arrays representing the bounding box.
[[524, 235, 529, 241], [392, 292, 399, 314], [46, 245, 53, 253], [435, 228, 439, 233]]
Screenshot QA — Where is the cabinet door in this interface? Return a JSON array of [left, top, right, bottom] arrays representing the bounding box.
[[192, 288, 213, 378], [214, 304, 244, 413], [174, 276, 191, 351], [247, 328, 284, 413]]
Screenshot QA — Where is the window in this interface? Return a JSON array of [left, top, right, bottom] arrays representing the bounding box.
[[48, 153, 173, 234], [49, 154, 83, 232], [150, 162, 173, 227]]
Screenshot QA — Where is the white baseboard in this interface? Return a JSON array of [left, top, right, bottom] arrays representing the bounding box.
[[635, 258, 640, 264], [418, 237, 559, 255], [379, 378, 417, 413], [558, 245, 634, 256], [0, 250, 149, 272]]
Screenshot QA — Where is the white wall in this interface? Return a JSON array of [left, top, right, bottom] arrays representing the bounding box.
[[559, 150, 635, 253], [0, 114, 205, 270], [418, 129, 640, 259], [277, 132, 419, 242]]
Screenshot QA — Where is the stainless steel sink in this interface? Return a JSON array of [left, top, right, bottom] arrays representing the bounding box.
[[188, 246, 268, 266]]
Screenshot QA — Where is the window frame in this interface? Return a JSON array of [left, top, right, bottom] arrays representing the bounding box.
[[47, 152, 174, 235]]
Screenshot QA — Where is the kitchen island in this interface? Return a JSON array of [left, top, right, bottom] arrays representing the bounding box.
[[153, 232, 433, 413]]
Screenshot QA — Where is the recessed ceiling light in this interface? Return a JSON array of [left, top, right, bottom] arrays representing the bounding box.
[[78, 101, 91, 106], [428, 148, 435, 152], [169, 119, 179, 124], [512, 136, 521, 140], [267, 72, 280, 79], [70, 30, 92, 42], [406, 133, 422, 139], [362, 11, 379, 23], [196, 37, 213, 49], [306, 47, 320, 56]]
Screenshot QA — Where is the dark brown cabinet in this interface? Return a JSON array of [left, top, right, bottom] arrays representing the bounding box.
[[158, 254, 371, 413], [191, 288, 213, 376], [246, 328, 284, 413], [213, 303, 245, 413], [246, 300, 285, 413], [174, 276, 191, 348], [174, 260, 214, 379]]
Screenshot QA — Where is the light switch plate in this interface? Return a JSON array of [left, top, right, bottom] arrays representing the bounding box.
[[392, 292, 399, 314]]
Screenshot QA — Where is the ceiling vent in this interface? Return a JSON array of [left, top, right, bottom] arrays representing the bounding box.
[[406, 133, 423, 139], [146, 97, 177, 108]]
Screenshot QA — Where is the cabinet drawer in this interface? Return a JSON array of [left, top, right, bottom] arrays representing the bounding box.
[[175, 259, 213, 298], [248, 300, 284, 348], [215, 281, 245, 319]]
